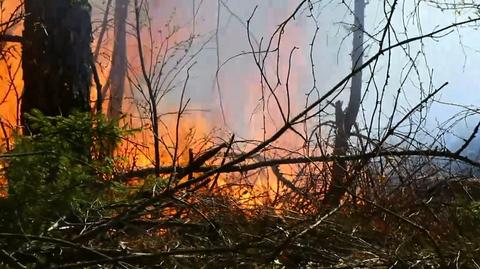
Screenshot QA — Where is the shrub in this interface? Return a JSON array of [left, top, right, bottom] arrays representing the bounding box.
[[1, 110, 127, 234]]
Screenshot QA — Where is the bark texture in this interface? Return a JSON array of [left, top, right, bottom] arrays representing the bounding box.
[[21, 0, 92, 129]]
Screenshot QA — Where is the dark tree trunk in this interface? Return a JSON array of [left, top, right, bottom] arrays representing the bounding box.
[[324, 0, 365, 206], [21, 0, 92, 130], [323, 101, 349, 206], [107, 0, 129, 118]]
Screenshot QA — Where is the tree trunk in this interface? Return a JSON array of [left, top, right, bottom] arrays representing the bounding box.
[[323, 0, 365, 206], [21, 0, 92, 130], [107, 0, 129, 118]]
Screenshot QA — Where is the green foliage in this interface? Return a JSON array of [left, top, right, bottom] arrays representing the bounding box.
[[141, 174, 168, 191], [2, 110, 127, 233], [69, 0, 91, 9], [456, 201, 480, 233]]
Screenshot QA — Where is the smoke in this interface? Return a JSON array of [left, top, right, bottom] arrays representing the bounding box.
[[2, 0, 480, 155], [83, 1, 480, 162], [108, 0, 349, 141]]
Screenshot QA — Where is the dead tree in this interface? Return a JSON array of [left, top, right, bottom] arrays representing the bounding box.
[[21, 0, 92, 130], [323, 0, 365, 206], [107, 0, 129, 118]]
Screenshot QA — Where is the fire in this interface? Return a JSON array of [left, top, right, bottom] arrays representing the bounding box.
[[0, 0, 23, 143], [0, 161, 6, 198], [0, 1, 314, 211], [0, 0, 23, 197]]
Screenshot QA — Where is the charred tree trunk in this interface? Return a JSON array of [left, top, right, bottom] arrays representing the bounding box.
[[21, 0, 92, 131], [107, 0, 129, 118], [323, 0, 365, 206]]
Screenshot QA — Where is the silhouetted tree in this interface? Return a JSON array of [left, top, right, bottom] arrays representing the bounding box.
[[323, 0, 365, 206], [21, 0, 93, 131], [107, 0, 129, 119]]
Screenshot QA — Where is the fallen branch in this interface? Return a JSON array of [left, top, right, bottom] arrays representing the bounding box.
[[121, 149, 480, 178]]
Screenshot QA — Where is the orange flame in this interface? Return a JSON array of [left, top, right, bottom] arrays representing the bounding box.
[[0, 1, 315, 210], [0, 0, 23, 142]]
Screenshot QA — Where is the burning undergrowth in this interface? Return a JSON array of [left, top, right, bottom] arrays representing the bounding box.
[[2, 0, 480, 268], [4, 178, 480, 268], [2, 103, 480, 268], [2, 110, 480, 268]]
